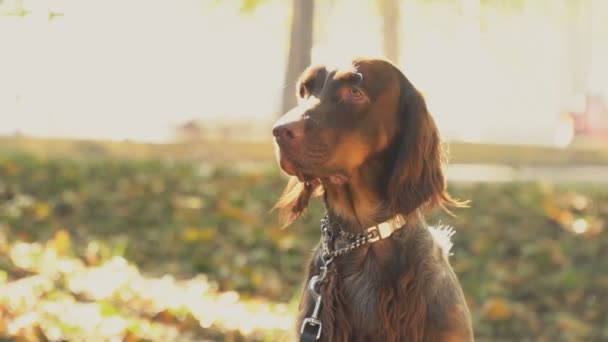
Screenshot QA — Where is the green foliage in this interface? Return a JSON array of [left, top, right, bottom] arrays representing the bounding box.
[[1, 154, 607, 340], [434, 183, 608, 341], [207, 0, 274, 14], [0, 155, 319, 301], [239, 0, 273, 14]]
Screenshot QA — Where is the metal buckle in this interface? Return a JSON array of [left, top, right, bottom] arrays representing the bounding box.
[[300, 318, 322, 340], [367, 221, 395, 242]]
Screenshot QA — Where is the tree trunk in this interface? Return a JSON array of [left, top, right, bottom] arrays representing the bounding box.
[[281, 0, 314, 115], [380, 0, 400, 64]]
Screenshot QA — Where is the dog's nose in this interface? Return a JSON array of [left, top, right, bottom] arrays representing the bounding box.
[[272, 122, 304, 141]]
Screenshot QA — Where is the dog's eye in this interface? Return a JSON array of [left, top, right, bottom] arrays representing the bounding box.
[[347, 87, 363, 101], [338, 85, 365, 101]]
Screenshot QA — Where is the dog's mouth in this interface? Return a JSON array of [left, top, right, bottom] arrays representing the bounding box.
[[277, 152, 314, 182], [278, 154, 300, 177], [277, 150, 348, 185]]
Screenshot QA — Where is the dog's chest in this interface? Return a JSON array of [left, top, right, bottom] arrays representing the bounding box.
[[340, 260, 385, 331], [344, 276, 379, 327]]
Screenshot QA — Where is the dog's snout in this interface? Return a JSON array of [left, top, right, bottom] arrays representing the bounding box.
[[272, 122, 305, 142]]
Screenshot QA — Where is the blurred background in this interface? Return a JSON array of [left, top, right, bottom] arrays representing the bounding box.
[[1, 0, 607, 341]]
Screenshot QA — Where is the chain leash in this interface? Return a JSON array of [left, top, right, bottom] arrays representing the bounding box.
[[300, 212, 383, 341]]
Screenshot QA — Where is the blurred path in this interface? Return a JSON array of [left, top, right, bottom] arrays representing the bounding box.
[[235, 162, 608, 183], [446, 164, 608, 183]]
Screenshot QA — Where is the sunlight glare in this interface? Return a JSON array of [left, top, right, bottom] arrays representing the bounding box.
[[1, 0, 606, 144], [572, 218, 589, 234]]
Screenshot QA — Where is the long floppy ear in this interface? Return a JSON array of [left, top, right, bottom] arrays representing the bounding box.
[[387, 69, 464, 215], [273, 177, 320, 227]]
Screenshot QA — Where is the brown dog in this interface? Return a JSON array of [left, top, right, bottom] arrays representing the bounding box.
[[272, 58, 473, 342]]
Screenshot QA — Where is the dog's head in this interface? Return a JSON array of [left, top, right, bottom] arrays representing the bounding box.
[[273, 58, 459, 225]]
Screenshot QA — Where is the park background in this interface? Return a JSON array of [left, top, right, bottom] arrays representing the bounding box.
[[1, 0, 608, 341]]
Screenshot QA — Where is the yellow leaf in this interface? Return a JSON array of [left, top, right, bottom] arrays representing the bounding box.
[[34, 202, 51, 220], [123, 331, 140, 342], [483, 297, 512, 320], [182, 227, 216, 242], [182, 227, 201, 242], [51, 229, 71, 255]]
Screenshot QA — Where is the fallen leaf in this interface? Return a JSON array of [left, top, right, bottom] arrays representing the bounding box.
[[483, 298, 513, 320], [50, 229, 71, 255]]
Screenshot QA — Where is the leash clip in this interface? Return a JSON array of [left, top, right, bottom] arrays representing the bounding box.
[[301, 278, 323, 341], [300, 317, 322, 340], [300, 256, 333, 341]]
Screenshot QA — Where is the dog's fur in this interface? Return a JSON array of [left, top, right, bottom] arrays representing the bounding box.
[[272, 58, 474, 341]]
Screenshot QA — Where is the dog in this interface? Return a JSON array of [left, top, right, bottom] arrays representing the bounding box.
[[272, 58, 473, 342]]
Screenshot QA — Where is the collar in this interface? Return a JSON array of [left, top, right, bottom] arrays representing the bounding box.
[[366, 215, 406, 242], [321, 213, 406, 258]]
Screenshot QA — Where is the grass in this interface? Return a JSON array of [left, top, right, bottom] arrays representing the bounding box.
[[1, 154, 608, 340]]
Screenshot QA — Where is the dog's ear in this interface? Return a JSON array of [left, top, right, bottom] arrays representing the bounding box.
[[387, 69, 464, 215], [273, 177, 320, 227]]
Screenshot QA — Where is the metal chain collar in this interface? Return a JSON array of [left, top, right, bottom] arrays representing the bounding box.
[[320, 212, 379, 259]]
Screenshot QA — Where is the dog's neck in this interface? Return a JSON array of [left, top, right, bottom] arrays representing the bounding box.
[[321, 156, 399, 234], [320, 157, 416, 265]]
